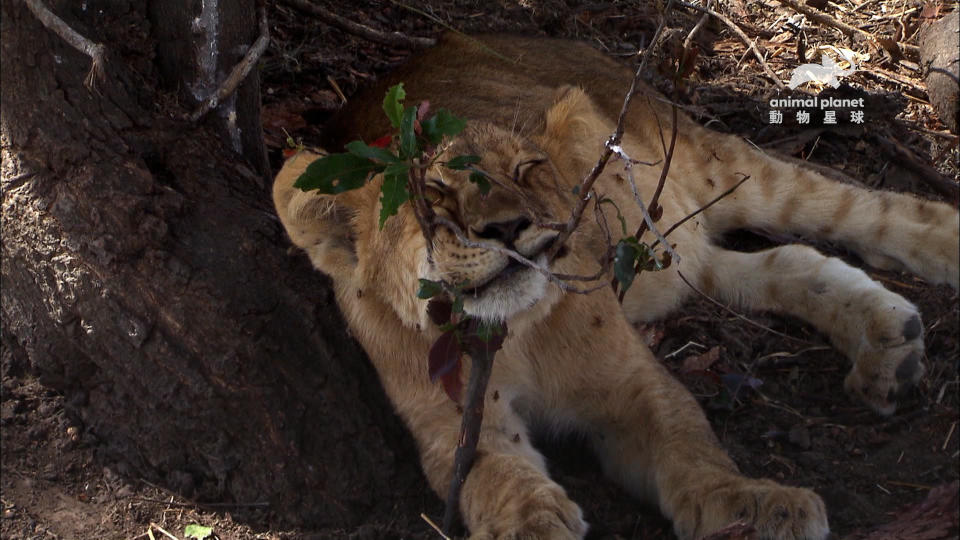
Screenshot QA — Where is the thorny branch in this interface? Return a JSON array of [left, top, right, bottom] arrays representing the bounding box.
[[192, 7, 270, 122], [23, 0, 106, 92]]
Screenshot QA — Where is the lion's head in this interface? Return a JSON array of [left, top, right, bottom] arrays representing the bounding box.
[[273, 87, 611, 331]]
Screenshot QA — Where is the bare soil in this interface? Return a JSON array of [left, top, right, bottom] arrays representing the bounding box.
[[3, 1, 958, 539]]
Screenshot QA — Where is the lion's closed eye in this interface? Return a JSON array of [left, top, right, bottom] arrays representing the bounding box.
[[512, 159, 545, 184], [426, 179, 447, 205]]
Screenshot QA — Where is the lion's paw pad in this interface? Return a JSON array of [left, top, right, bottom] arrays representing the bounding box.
[[468, 487, 586, 540], [845, 305, 926, 415], [684, 479, 829, 540]]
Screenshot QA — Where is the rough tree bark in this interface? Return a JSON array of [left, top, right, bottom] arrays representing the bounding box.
[[1, 0, 429, 530]]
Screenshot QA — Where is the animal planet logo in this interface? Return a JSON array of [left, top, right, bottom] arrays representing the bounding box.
[[788, 46, 867, 90]]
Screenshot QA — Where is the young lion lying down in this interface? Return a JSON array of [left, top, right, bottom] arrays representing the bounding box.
[[273, 33, 959, 539]]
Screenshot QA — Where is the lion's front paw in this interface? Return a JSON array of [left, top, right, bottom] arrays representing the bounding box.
[[844, 298, 926, 415], [466, 479, 587, 540], [675, 477, 829, 540]]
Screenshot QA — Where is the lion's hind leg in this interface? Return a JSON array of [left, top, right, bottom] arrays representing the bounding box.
[[698, 244, 925, 414], [695, 140, 959, 288]]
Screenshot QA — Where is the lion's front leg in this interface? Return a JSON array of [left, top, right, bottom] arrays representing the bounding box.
[[588, 359, 829, 539], [549, 303, 829, 539], [401, 383, 587, 540]]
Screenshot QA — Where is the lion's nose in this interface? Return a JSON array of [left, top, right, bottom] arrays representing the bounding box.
[[474, 217, 532, 248]]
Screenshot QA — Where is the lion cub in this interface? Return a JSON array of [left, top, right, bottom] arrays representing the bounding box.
[[274, 34, 959, 539]]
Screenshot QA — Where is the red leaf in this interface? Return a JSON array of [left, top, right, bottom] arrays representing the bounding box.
[[440, 362, 463, 403], [429, 331, 462, 402], [282, 148, 298, 158], [369, 135, 392, 148]]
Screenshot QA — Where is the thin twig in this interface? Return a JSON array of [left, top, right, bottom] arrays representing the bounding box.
[[23, 0, 106, 92], [653, 175, 751, 246], [432, 216, 608, 294], [326, 75, 348, 104], [281, 0, 436, 49], [633, 103, 679, 242], [675, 1, 787, 90], [546, 0, 677, 262], [148, 523, 179, 540], [192, 7, 270, 121], [860, 67, 927, 99], [409, 166, 438, 261], [683, 0, 713, 52], [130, 497, 269, 508], [421, 514, 451, 540], [772, 0, 920, 57], [611, 144, 678, 263], [677, 270, 812, 344]]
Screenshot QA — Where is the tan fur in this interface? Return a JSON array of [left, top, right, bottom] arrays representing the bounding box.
[[273, 34, 959, 539]]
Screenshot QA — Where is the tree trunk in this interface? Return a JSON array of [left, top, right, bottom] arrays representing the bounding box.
[[0, 0, 429, 529]]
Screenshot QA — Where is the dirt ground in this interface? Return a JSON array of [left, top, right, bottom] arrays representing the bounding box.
[[3, 1, 958, 539]]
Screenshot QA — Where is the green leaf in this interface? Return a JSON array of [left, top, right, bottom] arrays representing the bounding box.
[[294, 153, 383, 193], [399, 105, 419, 159], [382, 83, 406, 129], [445, 154, 481, 170], [469, 171, 491, 195], [422, 108, 467, 145], [417, 279, 446, 299], [378, 162, 410, 228], [345, 140, 399, 164], [614, 239, 639, 293], [184, 524, 213, 540]]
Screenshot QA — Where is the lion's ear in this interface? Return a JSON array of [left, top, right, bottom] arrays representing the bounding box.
[[273, 151, 360, 279], [539, 86, 608, 164]]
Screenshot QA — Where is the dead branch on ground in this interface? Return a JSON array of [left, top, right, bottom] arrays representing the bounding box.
[[675, 1, 787, 90], [870, 134, 960, 198], [773, 0, 920, 57], [281, 0, 436, 49]]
